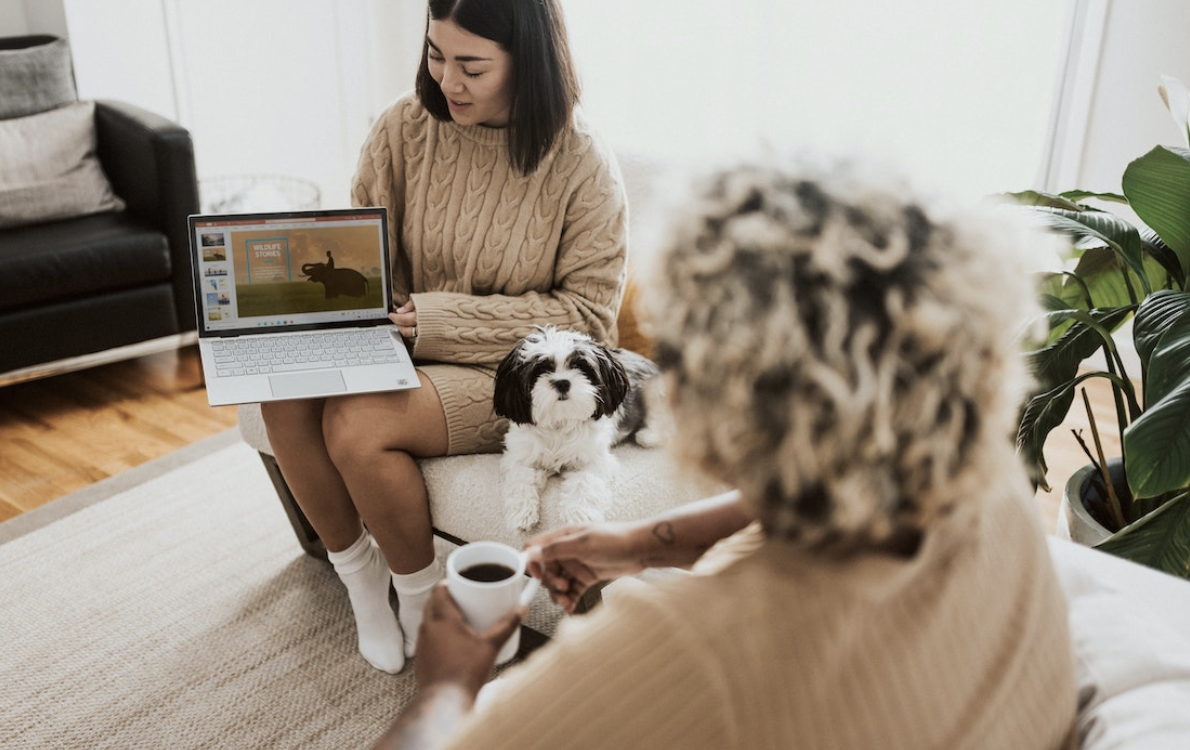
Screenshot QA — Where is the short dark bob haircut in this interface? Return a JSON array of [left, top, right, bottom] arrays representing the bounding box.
[[416, 0, 581, 175]]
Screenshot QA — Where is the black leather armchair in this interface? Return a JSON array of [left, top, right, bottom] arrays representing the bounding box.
[[0, 36, 200, 384]]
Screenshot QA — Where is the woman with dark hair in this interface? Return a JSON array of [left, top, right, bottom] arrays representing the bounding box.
[[415, 0, 579, 174], [375, 155, 1077, 749], [260, 0, 627, 675]]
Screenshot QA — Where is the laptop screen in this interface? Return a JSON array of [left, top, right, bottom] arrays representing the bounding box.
[[189, 208, 390, 337]]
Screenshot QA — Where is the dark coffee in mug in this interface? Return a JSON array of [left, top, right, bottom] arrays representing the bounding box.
[[460, 563, 515, 582]]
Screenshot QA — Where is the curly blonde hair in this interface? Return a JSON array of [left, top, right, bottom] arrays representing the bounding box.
[[646, 156, 1040, 551]]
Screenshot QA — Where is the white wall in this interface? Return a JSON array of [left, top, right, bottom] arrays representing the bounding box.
[[61, 0, 176, 122], [0, 0, 27, 33], [1043, 0, 1190, 195], [20, 0, 66, 37], [6, 0, 1069, 208], [8, 1, 1185, 211], [0, 0, 66, 37], [51, 0, 425, 210], [564, 0, 1067, 202]]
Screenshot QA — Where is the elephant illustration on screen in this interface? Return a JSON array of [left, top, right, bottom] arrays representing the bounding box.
[[300, 259, 369, 299]]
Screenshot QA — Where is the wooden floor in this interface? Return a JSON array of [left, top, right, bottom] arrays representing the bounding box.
[[0, 346, 1120, 535], [0, 346, 237, 524]]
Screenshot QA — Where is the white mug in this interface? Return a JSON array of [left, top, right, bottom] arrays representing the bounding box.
[[445, 541, 540, 665]]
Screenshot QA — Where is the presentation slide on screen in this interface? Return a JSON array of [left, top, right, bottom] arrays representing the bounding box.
[[195, 219, 386, 329]]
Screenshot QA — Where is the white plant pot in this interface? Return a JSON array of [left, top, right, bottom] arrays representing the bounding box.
[[1056, 463, 1114, 546]]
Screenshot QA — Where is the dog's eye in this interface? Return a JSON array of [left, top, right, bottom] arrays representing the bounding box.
[[569, 356, 597, 384], [530, 359, 555, 381]]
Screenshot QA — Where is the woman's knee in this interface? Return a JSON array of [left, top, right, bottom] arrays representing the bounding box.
[[324, 385, 450, 462], [322, 397, 400, 468], [260, 399, 324, 448]]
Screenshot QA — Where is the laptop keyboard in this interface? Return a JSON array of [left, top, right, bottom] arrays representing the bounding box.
[[211, 329, 402, 377]]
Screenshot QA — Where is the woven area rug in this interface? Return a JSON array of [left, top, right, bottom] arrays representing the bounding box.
[[0, 429, 561, 749]]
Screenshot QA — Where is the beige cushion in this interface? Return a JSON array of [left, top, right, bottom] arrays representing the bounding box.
[[616, 273, 653, 357], [0, 100, 125, 230], [237, 402, 721, 548]]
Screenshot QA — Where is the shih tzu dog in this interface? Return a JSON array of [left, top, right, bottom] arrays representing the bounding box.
[[493, 326, 666, 531]]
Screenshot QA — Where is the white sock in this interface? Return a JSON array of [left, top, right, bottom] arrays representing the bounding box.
[[392, 558, 443, 657], [327, 531, 405, 674]]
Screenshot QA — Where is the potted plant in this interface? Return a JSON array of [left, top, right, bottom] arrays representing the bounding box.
[[1010, 75, 1190, 580]]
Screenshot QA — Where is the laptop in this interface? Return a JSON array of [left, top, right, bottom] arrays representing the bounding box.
[[188, 207, 419, 406]]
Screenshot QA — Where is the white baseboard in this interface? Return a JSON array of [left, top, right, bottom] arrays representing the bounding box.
[[0, 332, 199, 388]]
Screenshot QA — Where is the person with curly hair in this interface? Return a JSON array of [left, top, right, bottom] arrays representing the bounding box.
[[375, 155, 1077, 749]]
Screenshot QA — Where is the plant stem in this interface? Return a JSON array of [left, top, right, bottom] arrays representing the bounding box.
[[1082, 387, 1127, 529], [1100, 338, 1134, 446], [1071, 429, 1097, 467]]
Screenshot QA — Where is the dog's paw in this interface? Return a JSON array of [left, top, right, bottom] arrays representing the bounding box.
[[503, 484, 541, 531], [508, 504, 540, 532], [561, 500, 606, 526], [633, 426, 665, 449], [559, 470, 610, 526]]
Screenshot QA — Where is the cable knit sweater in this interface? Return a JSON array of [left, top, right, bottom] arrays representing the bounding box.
[[350, 92, 628, 453], [443, 480, 1077, 749]]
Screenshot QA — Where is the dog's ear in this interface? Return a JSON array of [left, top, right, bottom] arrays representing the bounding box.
[[592, 344, 631, 418], [493, 342, 536, 425]]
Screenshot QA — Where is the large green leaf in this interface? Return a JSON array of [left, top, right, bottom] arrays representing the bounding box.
[[1003, 189, 1128, 209], [1037, 231, 1174, 314], [1020, 306, 1142, 491], [1133, 290, 1190, 404], [1139, 227, 1186, 289], [1021, 206, 1151, 298], [1060, 190, 1129, 205], [1124, 371, 1190, 499], [1124, 146, 1190, 280], [1001, 190, 1085, 210], [1095, 491, 1190, 579], [1026, 306, 1135, 391], [1064, 247, 1167, 311], [1017, 373, 1104, 491], [1124, 299, 1190, 499]]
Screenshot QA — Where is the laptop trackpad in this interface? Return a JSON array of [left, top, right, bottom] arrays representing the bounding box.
[[269, 370, 347, 398]]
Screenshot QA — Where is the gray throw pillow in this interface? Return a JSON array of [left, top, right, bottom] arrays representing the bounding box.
[[0, 36, 77, 119], [0, 100, 126, 229]]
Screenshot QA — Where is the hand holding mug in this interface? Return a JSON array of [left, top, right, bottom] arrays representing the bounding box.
[[445, 541, 539, 665], [525, 522, 646, 613], [414, 582, 523, 698]]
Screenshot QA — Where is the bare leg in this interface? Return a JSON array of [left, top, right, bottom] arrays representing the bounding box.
[[261, 373, 450, 666], [324, 371, 450, 655], [261, 395, 418, 672], [321, 370, 449, 574], [259, 398, 364, 553]]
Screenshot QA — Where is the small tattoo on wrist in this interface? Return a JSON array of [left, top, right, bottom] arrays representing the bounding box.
[[652, 521, 676, 545]]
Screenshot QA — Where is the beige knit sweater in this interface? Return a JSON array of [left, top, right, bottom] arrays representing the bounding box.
[[351, 92, 628, 453], [442, 478, 1077, 749]]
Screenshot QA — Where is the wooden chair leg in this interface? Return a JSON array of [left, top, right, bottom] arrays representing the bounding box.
[[574, 581, 607, 613], [515, 624, 551, 660]]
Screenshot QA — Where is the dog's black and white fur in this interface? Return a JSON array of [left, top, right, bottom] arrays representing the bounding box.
[[493, 326, 665, 531]]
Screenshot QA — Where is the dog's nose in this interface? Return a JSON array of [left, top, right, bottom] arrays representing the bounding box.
[[553, 379, 570, 394]]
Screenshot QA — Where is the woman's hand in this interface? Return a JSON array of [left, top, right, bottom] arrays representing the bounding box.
[[524, 491, 753, 612], [415, 582, 523, 699], [389, 298, 418, 341], [524, 522, 646, 613], [373, 585, 520, 750]]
